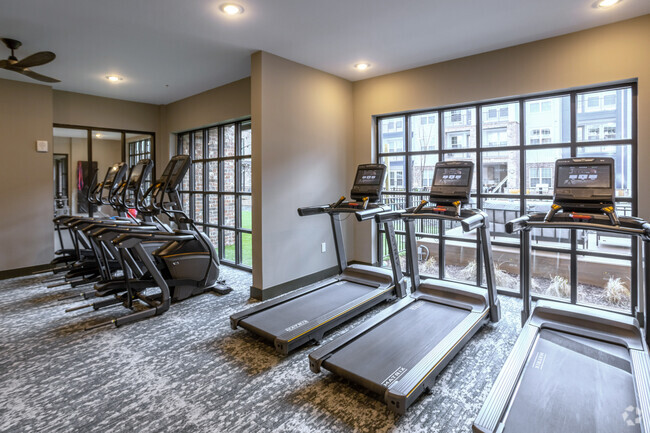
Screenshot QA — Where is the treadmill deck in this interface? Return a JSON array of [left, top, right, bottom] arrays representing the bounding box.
[[322, 300, 471, 395], [239, 280, 379, 340], [502, 329, 640, 433]]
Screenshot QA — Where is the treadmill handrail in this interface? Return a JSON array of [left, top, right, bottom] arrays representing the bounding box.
[[401, 206, 487, 225], [506, 212, 650, 238]]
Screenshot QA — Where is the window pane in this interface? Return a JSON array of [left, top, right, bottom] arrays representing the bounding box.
[[531, 250, 571, 301], [577, 256, 631, 312], [417, 236, 440, 278], [481, 102, 519, 147], [239, 158, 252, 192], [180, 134, 190, 155], [242, 232, 252, 267], [224, 124, 235, 157], [616, 201, 633, 217], [525, 95, 570, 145], [527, 199, 571, 250], [481, 150, 520, 194], [410, 113, 438, 151], [444, 219, 477, 240], [444, 240, 477, 284], [223, 160, 235, 192], [194, 162, 203, 191], [380, 156, 406, 192], [181, 193, 190, 215], [443, 152, 477, 193], [207, 127, 219, 158], [577, 144, 632, 197], [576, 230, 631, 256], [223, 230, 236, 262], [207, 161, 219, 191], [223, 194, 235, 227], [409, 154, 439, 192], [443, 108, 476, 149], [206, 226, 219, 249], [207, 194, 219, 225], [482, 197, 520, 244], [576, 88, 631, 142], [379, 116, 405, 153], [240, 121, 252, 155], [525, 147, 570, 195], [240, 196, 252, 230], [193, 131, 203, 159], [193, 195, 203, 223], [381, 193, 407, 232], [482, 244, 521, 294]]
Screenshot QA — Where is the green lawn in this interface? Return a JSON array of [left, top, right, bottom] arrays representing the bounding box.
[[222, 210, 252, 267]]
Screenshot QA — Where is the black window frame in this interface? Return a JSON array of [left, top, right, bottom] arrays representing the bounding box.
[[376, 81, 638, 317], [177, 118, 252, 271]]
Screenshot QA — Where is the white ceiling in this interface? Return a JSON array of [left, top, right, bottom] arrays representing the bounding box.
[[1, 0, 648, 105]]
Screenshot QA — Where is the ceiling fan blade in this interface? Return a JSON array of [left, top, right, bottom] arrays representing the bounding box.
[[20, 68, 60, 83], [15, 51, 55, 68], [0, 59, 8, 68]]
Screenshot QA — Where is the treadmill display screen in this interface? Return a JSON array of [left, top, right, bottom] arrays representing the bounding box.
[[355, 169, 383, 186], [557, 165, 611, 189], [433, 167, 471, 187]]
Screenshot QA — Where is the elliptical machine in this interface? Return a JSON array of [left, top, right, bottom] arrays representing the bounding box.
[[69, 155, 232, 330]]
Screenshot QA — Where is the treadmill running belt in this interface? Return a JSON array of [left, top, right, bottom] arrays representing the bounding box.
[[503, 329, 640, 433], [324, 300, 469, 395], [241, 281, 378, 337]]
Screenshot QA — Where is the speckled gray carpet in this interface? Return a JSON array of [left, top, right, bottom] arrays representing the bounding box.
[[0, 267, 522, 433]]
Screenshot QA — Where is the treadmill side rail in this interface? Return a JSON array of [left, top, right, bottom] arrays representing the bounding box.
[[385, 309, 490, 414], [309, 296, 416, 373], [229, 277, 340, 329], [472, 324, 539, 433], [631, 349, 650, 433], [275, 284, 395, 354]]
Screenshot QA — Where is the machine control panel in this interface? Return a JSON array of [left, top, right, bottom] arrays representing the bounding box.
[[429, 160, 473, 206], [546, 157, 618, 224], [350, 164, 387, 203]]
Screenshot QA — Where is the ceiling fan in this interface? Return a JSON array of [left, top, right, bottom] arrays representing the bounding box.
[[0, 38, 60, 83]]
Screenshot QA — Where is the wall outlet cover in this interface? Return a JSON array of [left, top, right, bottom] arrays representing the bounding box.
[[36, 140, 48, 153]]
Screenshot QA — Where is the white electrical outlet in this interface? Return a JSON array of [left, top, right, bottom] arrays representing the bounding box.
[[321, 242, 327, 253]]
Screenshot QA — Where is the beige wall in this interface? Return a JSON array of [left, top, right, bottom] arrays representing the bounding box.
[[0, 78, 53, 271], [251, 51, 354, 292], [159, 78, 251, 170], [53, 90, 159, 132], [351, 14, 650, 264]]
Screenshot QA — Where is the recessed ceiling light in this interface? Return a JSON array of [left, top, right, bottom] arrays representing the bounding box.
[[95, 133, 102, 138], [106, 75, 123, 82], [355, 63, 371, 71], [598, 0, 620, 7], [220, 3, 244, 15]]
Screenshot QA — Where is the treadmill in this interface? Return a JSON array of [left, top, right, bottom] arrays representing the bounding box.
[[473, 157, 650, 433], [309, 160, 501, 414], [230, 164, 408, 355]]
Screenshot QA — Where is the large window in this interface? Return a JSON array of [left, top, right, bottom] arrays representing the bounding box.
[[177, 119, 252, 270], [128, 137, 152, 193], [377, 83, 637, 315]]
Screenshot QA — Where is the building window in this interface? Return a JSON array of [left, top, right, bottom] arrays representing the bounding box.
[[377, 83, 637, 315], [128, 138, 153, 193], [177, 119, 252, 270]]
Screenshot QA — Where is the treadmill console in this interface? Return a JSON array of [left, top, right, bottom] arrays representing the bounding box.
[[429, 161, 473, 206], [350, 164, 387, 203], [545, 157, 618, 224]]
